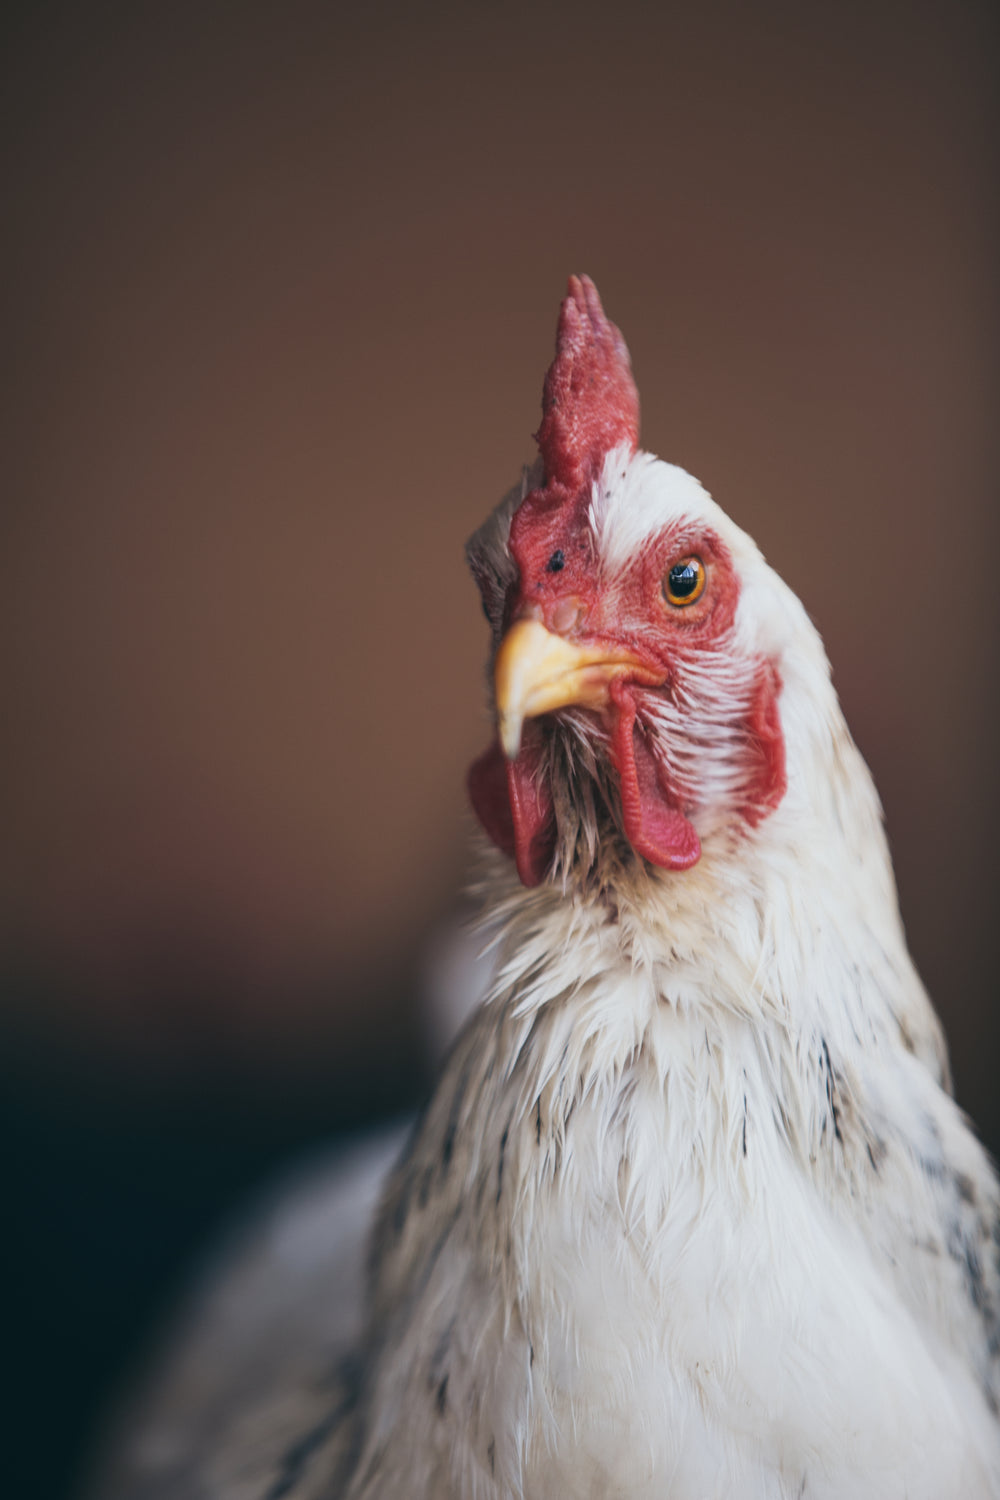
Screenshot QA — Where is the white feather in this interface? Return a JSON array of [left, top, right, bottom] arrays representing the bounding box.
[[90, 449, 1000, 1500], [339, 449, 1000, 1498]]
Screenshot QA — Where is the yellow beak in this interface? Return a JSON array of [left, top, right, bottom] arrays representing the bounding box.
[[494, 618, 653, 759]]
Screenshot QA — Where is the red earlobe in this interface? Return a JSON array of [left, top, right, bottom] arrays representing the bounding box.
[[739, 662, 787, 826]]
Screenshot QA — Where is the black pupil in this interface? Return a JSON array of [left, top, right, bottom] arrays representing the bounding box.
[[546, 549, 565, 573], [669, 562, 699, 597]]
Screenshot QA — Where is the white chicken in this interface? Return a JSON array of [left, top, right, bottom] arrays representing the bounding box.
[[94, 277, 1000, 1500]]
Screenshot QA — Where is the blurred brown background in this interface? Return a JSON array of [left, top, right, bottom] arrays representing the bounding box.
[[1, 1, 997, 1495]]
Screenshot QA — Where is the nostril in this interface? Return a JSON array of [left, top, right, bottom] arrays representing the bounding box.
[[549, 596, 582, 635]]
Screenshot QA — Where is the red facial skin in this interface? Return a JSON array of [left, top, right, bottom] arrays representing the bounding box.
[[467, 277, 786, 886], [469, 523, 787, 887]]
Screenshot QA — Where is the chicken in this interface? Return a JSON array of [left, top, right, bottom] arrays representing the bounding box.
[[92, 278, 1000, 1500]]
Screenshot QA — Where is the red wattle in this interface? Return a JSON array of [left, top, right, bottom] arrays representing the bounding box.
[[467, 740, 516, 860], [467, 728, 556, 888], [609, 687, 701, 871]]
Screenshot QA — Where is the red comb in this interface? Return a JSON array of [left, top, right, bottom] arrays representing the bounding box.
[[534, 275, 640, 491]]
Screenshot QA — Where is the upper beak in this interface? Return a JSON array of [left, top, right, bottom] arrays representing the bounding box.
[[494, 618, 655, 759]]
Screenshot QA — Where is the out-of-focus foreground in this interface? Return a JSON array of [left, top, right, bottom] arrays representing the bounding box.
[[1, 3, 996, 1496]]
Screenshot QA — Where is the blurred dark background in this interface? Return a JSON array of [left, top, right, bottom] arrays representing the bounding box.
[[1, 2, 997, 1495]]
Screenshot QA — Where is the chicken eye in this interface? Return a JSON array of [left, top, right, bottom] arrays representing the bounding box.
[[663, 556, 706, 606]]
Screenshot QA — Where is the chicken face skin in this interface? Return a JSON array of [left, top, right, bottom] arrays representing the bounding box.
[[470, 494, 786, 887]]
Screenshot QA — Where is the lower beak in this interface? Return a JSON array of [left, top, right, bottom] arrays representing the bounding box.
[[494, 618, 654, 759]]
